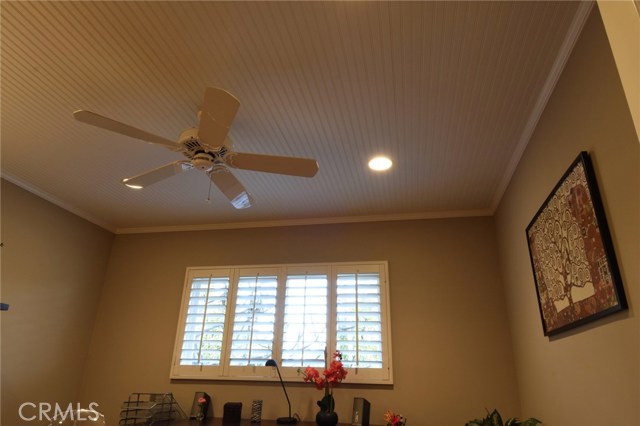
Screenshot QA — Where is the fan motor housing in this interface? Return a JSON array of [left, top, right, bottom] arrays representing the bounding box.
[[192, 152, 214, 170]]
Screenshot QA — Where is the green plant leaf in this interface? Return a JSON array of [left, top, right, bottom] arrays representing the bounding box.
[[467, 409, 542, 426], [489, 410, 504, 426]]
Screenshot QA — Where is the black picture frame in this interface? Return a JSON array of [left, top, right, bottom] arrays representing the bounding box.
[[526, 151, 627, 336]]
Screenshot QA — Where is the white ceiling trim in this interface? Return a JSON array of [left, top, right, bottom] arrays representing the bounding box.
[[1, 172, 116, 233], [489, 1, 594, 212], [115, 209, 493, 235]]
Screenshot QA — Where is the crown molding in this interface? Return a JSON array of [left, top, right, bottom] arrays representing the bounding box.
[[1, 172, 116, 233], [115, 209, 493, 234], [490, 1, 594, 213], [2, 172, 491, 235]]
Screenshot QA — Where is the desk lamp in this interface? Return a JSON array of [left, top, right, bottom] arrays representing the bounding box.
[[265, 359, 297, 424]]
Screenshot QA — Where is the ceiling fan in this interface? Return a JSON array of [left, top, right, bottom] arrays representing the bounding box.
[[73, 87, 319, 209]]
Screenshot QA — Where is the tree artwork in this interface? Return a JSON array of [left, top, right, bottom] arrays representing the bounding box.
[[526, 152, 626, 336]]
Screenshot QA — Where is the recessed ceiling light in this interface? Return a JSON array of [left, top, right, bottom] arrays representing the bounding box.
[[368, 156, 392, 171]]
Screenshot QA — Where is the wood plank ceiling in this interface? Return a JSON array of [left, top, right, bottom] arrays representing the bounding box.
[[0, 1, 589, 233]]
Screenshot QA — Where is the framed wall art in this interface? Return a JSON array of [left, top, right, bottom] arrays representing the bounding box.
[[526, 151, 627, 336]]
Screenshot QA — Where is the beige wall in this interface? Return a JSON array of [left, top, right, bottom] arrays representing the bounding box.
[[494, 7, 639, 426], [80, 217, 517, 425], [597, 0, 640, 141], [0, 180, 114, 425]]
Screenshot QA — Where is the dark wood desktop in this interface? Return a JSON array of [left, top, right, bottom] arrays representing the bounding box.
[[154, 419, 320, 426]]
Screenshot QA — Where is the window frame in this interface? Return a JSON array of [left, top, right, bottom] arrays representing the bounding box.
[[170, 261, 393, 384]]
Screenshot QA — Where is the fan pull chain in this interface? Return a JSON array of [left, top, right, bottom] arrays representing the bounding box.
[[206, 177, 213, 204]]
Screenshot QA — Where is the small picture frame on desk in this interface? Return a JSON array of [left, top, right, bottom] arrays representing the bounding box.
[[223, 402, 242, 424]]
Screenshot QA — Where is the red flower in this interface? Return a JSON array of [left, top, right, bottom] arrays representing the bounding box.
[[299, 351, 349, 414], [302, 366, 326, 390], [383, 410, 405, 426], [300, 351, 348, 390]]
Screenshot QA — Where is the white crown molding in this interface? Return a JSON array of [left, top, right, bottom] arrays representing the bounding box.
[[490, 1, 594, 213], [1, 172, 116, 233], [115, 209, 493, 234]]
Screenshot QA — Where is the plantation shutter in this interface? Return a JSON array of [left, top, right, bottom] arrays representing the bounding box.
[[229, 271, 278, 367], [171, 262, 392, 383], [335, 266, 387, 375], [172, 268, 232, 378], [281, 270, 329, 367], [180, 275, 230, 366]]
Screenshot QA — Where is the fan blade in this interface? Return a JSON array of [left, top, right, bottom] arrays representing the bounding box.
[[208, 166, 253, 209], [122, 161, 191, 188], [226, 152, 319, 177], [198, 87, 240, 147], [73, 110, 179, 149]]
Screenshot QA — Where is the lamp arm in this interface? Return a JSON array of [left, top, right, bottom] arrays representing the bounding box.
[[266, 359, 296, 424], [274, 364, 292, 418]]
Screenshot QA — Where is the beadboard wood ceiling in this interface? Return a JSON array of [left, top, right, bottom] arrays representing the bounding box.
[[1, 1, 591, 233]]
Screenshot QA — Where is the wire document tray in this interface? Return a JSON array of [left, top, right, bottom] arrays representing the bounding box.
[[119, 393, 185, 425]]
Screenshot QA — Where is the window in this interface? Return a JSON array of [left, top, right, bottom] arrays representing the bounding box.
[[171, 262, 392, 384]]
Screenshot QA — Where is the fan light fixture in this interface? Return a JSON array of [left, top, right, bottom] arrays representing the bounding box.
[[368, 156, 392, 171], [123, 180, 143, 189]]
